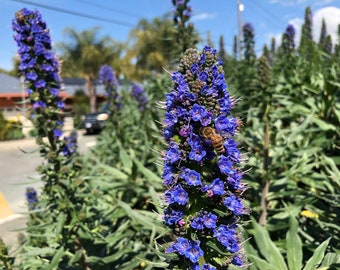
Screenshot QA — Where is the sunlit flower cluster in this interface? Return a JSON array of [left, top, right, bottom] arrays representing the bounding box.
[[162, 46, 248, 269]]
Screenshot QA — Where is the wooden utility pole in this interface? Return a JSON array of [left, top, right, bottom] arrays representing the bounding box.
[[237, 0, 244, 60]]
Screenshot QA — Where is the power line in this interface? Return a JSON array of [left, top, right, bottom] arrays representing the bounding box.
[[248, 0, 285, 29], [12, 0, 135, 28], [72, 0, 141, 18]]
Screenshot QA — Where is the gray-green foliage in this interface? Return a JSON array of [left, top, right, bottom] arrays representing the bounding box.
[[94, 82, 163, 171], [75, 149, 168, 269], [76, 80, 170, 269], [227, 6, 340, 268], [265, 59, 340, 249], [14, 72, 170, 269], [241, 53, 340, 269], [244, 215, 340, 270]]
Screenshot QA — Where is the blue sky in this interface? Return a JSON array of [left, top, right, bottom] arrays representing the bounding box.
[[1, 0, 340, 71]]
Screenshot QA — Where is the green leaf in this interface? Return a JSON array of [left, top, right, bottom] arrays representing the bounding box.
[[310, 117, 336, 131], [105, 230, 131, 247], [117, 140, 132, 173], [320, 253, 340, 268], [303, 238, 331, 270], [286, 116, 312, 145], [206, 240, 230, 256], [21, 247, 57, 257], [99, 248, 133, 264], [286, 215, 303, 270], [96, 163, 128, 180], [148, 185, 163, 213], [243, 240, 264, 270], [55, 212, 66, 235], [248, 254, 277, 270], [133, 158, 162, 183], [321, 155, 340, 185], [137, 259, 169, 268], [46, 246, 64, 270], [120, 256, 154, 270], [117, 200, 156, 229], [251, 218, 288, 270], [68, 250, 83, 265]]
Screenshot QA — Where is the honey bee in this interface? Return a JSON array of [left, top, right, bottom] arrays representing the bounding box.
[[15, 11, 25, 22], [200, 126, 225, 154]]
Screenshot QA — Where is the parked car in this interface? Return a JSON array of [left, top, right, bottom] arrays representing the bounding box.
[[80, 104, 110, 134]]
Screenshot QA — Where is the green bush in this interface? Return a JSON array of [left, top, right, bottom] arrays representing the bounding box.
[[0, 112, 25, 141], [244, 215, 340, 270]]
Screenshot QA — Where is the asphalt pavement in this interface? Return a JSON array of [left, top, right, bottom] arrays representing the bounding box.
[[0, 136, 39, 253], [0, 128, 96, 254]]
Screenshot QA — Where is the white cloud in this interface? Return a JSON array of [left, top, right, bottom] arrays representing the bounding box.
[[313, 7, 340, 44], [262, 3, 340, 52], [278, 7, 340, 47], [191, 13, 216, 21]]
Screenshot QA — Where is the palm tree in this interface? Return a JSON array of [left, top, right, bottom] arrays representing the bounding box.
[[125, 17, 176, 80], [57, 27, 122, 112], [124, 15, 200, 81]]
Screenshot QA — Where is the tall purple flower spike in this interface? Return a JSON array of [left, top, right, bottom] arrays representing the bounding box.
[[162, 46, 248, 269]]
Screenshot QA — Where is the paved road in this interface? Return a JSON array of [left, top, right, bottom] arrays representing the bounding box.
[[0, 137, 42, 215], [0, 130, 96, 249], [0, 130, 96, 214]]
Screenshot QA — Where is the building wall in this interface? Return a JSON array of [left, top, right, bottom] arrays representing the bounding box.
[[0, 74, 108, 119]]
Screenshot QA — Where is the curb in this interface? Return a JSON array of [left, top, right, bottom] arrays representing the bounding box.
[[0, 214, 24, 225], [0, 192, 14, 219]]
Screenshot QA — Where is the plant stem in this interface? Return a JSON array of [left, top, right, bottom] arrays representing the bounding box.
[[259, 105, 270, 225]]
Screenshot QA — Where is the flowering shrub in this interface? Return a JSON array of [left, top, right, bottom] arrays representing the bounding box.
[[99, 64, 119, 105], [11, 8, 97, 268], [131, 83, 149, 110], [98, 64, 121, 128], [162, 46, 248, 269], [12, 8, 76, 159], [172, 0, 198, 54]]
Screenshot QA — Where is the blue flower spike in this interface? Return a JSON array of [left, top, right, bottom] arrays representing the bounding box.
[[162, 46, 249, 269], [13, 8, 78, 158]]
